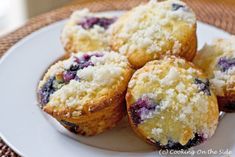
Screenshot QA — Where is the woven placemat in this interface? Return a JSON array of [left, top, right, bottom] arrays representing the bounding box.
[[0, 0, 234, 156]]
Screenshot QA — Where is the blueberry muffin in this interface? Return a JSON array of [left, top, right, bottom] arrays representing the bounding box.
[[61, 9, 117, 53], [37, 51, 133, 136], [110, 0, 197, 69], [126, 56, 219, 149], [194, 36, 235, 112]]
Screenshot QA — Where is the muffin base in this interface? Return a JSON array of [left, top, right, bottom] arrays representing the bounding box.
[[147, 133, 204, 150], [62, 36, 105, 54], [179, 25, 197, 62], [44, 92, 126, 136]]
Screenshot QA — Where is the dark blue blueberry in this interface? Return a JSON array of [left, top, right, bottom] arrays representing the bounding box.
[[71, 61, 94, 71], [63, 71, 77, 83], [60, 120, 79, 134], [155, 133, 204, 150], [172, 3, 185, 11], [74, 55, 90, 64], [64, 54, 97, 82], [62, 53, 102, 83], [80, 17, 99, 29], [60, 120, 77, 128], [79, 17, 117, 29], [129, 96, 157, 126], [97, 17, 117, 29], [80, 61, 94, 69], [69, 64, 80, 71], [194, 78, 211, 96], [74, 53, 102, 70], [217, 57, 235, 72], [38, 77, 56, 106], [83, 53, 91, 61]]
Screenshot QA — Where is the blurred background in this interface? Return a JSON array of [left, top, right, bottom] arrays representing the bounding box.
[[1, 0, 234, 37], [0, 0, 84, 36]]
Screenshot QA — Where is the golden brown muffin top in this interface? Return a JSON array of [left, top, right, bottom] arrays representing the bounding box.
[[38, 51, 133, 117]]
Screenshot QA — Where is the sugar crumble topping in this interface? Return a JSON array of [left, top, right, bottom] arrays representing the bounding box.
[[128, 57, 218, 145], [113, 0, 196, 56], [161, 67, 179, 85], [39, 51, 130, 109], [151, 128, 163, 136]]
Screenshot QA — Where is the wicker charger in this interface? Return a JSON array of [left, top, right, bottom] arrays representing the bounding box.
[[0, 0, 234, 156]]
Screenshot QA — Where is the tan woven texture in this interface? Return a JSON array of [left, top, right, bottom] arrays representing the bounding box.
[[0, 0, 234, 156]]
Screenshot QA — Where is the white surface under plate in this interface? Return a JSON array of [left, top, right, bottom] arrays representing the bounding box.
[[0, 11, 233, 157]]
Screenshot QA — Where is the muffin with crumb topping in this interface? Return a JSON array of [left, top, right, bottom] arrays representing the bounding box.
[[61, 9, 117, 53], [126, 56, 219, 149], [37, 51, 133, 136], [193, 36, 235, 112], [110, 0, 197, 68]]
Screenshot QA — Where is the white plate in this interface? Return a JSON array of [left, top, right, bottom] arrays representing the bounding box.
[[0, 11, 233, 157]]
